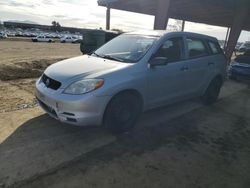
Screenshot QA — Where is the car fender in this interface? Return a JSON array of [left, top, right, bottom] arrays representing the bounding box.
[[94, 69, 147, 109]]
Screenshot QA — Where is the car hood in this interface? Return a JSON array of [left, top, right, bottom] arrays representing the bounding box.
[[44, 55, 128, 82]]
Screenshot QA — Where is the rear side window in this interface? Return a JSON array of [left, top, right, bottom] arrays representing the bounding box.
[[208, 41, 222, 54], [186, 38, 209, 58]]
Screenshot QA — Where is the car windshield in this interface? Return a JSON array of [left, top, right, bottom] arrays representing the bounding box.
[[93, 34, 158, 63]]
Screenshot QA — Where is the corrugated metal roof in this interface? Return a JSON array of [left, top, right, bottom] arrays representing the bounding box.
[[98, 0, 250, 31]]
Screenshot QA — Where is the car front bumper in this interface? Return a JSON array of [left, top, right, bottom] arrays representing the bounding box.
[[35, 79, 111, 126]]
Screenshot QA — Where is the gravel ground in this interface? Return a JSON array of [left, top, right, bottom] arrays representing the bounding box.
[[0, 81, 249, 188]]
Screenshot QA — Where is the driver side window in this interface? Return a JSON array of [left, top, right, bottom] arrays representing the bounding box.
[[154, 37, 183, 63]]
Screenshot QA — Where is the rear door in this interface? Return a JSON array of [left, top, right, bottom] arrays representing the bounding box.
[[207, 40, 227, 79], [183, 37, 212, 95]]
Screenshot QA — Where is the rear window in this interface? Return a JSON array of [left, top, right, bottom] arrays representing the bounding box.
[[208, 41, 221, 54], [187, 38, 209, 58]]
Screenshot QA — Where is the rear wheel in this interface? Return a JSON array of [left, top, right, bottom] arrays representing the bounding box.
[[103, 92, 142, 134], [202, 77, 222, 105]]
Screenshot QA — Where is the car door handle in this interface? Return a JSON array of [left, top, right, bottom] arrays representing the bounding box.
[[180, 66, 189, 71], [208, 62, 215, 66]]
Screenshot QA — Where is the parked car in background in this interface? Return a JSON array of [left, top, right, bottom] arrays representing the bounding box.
[[60, 36, 80, 43], [36, 31, 227, 133], [80, 30, 120, 54], [239, 41, 250, 52], [229, 50, 250, 80], [6, 32, 16, 37], [0, 32, 7, 39], [32, 35, 54, 42], [235, 43, 243, 52]]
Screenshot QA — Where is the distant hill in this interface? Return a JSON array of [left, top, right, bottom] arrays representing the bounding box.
[[6, 20, 38, 25]]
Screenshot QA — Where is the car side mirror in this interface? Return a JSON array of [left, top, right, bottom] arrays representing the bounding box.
[[149, 57, 168, 67]]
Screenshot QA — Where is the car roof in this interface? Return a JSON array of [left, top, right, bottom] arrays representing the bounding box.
[[125, 30, 218, 42], [127, 30, 169, 37]]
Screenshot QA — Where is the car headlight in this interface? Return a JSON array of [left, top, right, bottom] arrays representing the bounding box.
[[63, 79, 104, 95]]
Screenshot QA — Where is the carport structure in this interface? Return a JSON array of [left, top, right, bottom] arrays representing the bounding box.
[[98, 0, 250, 60]]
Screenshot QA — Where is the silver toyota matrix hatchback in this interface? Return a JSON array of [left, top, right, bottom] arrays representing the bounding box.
[[36, 31, 227, 133]]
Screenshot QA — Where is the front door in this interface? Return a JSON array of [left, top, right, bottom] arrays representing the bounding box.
[[146, 37, 189, 109]]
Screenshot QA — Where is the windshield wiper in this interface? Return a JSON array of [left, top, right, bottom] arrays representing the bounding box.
[[101, 54, 125, 62], [92, 52, 125, 62], [92, 52, 103, 58]]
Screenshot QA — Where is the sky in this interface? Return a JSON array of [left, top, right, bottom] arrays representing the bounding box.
[[0, 0, 250, 42]]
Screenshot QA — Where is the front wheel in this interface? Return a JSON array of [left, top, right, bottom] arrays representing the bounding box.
[[103, 92, 142, 134], [202, 77, 222, 105]]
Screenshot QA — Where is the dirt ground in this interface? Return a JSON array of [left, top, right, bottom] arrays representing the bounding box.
[[0, 41, 81, 80], [1, 41, 250, 188], [0, 41, 81, 112], [0, 41, 81, 63]]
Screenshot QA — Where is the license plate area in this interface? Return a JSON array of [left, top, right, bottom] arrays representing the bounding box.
[[37, 97, 58, 118]]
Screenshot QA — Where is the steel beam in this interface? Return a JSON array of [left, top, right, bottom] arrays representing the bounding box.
[[106, 5, 111, 30], [154, 0, 171, 30], [223, 27, 230, 51], [225, 1, 249, 60], [181, 20, 185, 31]]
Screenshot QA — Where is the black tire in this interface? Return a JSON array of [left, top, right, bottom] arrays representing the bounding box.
[[103, 92, 142, 134], [202, 77, 222, 105], [48, 40, 52, 43]]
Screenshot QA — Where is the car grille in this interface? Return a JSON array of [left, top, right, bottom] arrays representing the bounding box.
[[41, 74, 61, 90]]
